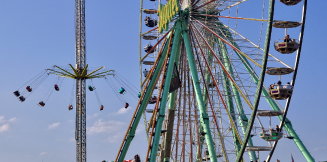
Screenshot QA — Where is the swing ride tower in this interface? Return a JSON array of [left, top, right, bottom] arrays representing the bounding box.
[[47, 0, 114, 161], [75, 0, 87, 161], [116, 0, 314, 161]]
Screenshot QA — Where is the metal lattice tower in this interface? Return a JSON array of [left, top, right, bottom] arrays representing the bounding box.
[[75, 0, 87, 161]]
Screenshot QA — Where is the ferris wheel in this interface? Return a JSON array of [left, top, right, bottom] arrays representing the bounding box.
[[116, 0, 313, 161]]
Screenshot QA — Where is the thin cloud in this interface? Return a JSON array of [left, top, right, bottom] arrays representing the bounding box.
[[117, 107, 130, 114], [0, 116, 17, 133], [48, 122, 61, 130], [40, 152, 48, 156], [87, 119, 124, 135], [0, 124, 9, 132]]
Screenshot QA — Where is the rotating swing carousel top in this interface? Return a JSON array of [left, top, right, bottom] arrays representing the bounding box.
[[118, 0, 313, 161]]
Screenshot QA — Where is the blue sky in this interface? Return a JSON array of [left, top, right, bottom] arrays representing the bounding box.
[[0, 1, 326, 162]]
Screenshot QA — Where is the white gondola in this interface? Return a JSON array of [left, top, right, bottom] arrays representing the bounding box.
[[269, 83, 293, 100], [274, 39, 299, 54]]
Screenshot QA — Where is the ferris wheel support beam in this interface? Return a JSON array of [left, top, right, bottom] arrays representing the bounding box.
[[190, 31, 230, 162], [148, 22, 183, 162], [235, 0, 275, 161], [194, 41, 214, 162], [161, 34, 182, 162], [115, 34, 172, 162], [218, 39, 257, 161], [182, 20, 218, 162]]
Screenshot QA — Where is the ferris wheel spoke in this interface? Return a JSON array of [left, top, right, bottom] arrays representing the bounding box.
[[224, 24, 293, 68], [192, 19, 262, 68], [195, 51, 231, 162], [191, 23, 256, 111], [219, 0, 249, 11], [190, 27, 247, 148], [141, 27, 158, 36], [192, 14, 268, 22]]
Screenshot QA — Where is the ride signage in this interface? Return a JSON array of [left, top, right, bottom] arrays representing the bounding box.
[[158, 0, 180, 33]]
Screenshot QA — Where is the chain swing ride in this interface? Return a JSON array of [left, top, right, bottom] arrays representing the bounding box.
[[11, 0, 140, 162]]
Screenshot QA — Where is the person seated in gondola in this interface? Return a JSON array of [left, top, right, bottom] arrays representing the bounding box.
[[138, 92, 141, 98], [283, 82, 292, 89], [143, 69, 149, 77], [119, 87, 126, 94], [276, 125, 281, 132], [54, 84, 60, 91], [144, 16, 157, 27], [149, 96, 157, 104], [19, 96, 25, 102], [277, 81, 282, 89], [270, 84, 275, 90], [124, 102, 129, 109], [68, 104, 73, 111], [100, 105, 104, 111], [284, 34, 291, 43], [26, 86, 32, 92], [13, 90, 20, 97], [39, 101, 45, 107], [144, 44, 155, 53]]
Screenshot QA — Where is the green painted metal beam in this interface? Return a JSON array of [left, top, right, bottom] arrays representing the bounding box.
[[115, 33, 172, 162], [182, 20, 218, 162], [217, 38, 257, 161], [149, 21, 183, 162], [161, 29, 182, 162]]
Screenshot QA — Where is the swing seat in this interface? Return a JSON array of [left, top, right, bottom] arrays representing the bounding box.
[[13, 90, 20, 97], [68, 104, 73, 110], [88, 86, 95, 91], [26, 86, 32, 92], [39, 101, 45, 107], [54, 84, 60, 91], [19, 96, 26, 102], [124, 102, 129, 108], [119, 88, 126, 94]]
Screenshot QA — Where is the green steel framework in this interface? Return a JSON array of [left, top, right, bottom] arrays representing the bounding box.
[[116, 0, 314, 161]]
